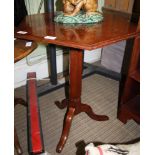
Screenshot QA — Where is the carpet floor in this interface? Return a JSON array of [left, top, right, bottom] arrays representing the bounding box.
[[14, 74, 140, 155]]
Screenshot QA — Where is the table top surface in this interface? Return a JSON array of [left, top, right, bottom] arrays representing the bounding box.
[[15, 10, 138, 50], [14, 39, 37, 63]]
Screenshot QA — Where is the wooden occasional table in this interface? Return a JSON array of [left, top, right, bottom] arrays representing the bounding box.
[[14, 10, 138, 153], [14, 39, 37, 63], [14, 39, 37, 155]]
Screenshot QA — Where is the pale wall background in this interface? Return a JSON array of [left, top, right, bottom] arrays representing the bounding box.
[[15, 0, 105, 88]]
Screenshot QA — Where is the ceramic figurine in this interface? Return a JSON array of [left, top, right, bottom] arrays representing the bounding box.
[[54, 0, 103, 24], [63, 0, 101, 16]]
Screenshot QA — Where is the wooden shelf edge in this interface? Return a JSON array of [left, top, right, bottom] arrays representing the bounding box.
[[118, 95, 140, 124]]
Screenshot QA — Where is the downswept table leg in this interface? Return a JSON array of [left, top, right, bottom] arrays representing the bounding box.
[[14, 98, 27, 155], [14, 128, 23, 155], [56, 107, 75, 153], [56, 49, 109, 153], [55, 99, 68, 109], [79, 103, 109, 121], [56, 49, 83, 153], [14, 98, 27, 107]]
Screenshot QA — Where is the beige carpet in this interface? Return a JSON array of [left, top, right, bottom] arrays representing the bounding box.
[[14, 74, 140, 155]]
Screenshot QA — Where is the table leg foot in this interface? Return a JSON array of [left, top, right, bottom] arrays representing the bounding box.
[[14, 98, 27, 107], [56, 107, 75, 153], [80, 103, 109, 121], [55, 99, 68, 109], [14, 98, 26, 155], [14, 128, 23, 155]]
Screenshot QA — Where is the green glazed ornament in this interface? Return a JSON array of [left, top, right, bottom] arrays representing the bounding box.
[[54, 11, 103, 24]]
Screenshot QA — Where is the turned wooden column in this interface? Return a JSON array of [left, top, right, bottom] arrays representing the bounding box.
[[56, 49, 83, 152], [69, 49, 83, 112], [56, 49, 109, 153]]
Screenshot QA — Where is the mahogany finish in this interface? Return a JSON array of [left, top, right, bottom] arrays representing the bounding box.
[[14, 10, 139, 153], [14, 11, 138, 50], [56, 49, 109, 153], [14, 39, 37, 63], [118, 27, 140, 124]]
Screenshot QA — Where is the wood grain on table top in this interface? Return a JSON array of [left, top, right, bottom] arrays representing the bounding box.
[[15, 10, 138, 50], [14, 39, 37, 63]]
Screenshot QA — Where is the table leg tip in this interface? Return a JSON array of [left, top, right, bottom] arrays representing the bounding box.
[[55, 99, 68, 109], [56, 146, 62, 153], [96, 115, 109, 121], [16, 149, 23, 155]]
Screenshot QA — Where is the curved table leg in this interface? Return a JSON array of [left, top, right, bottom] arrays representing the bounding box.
[[55, 99, 68, 109], [80, 103, 109, 121], [14, 128, 23, 155], [14, 98, 27, 107], [56, 49, 109, 153], [56, 107, 75, 153], [14, 98, 26, 155]]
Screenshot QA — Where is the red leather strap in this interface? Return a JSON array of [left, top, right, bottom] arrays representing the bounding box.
[[27, 72, 43, 154]]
